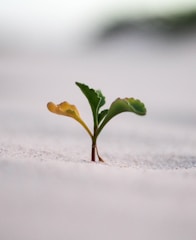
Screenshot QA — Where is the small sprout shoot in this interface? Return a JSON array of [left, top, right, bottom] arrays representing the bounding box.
[[47, 82, 147, 162]]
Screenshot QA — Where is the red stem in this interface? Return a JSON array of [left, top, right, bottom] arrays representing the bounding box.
[[91, 142, 96, 161]]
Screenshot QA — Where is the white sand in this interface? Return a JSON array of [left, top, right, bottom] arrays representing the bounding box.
[[0, 35, 196, 239]]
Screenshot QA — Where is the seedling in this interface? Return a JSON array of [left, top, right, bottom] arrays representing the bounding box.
[[47, 82, 147, 162]]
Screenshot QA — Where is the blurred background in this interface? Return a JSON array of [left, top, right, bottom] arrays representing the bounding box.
[[0, 0, 196, 158], [1, 0, 196, 52]]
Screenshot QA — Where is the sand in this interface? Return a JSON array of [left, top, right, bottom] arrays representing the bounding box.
[[0, 35, 196, 240]]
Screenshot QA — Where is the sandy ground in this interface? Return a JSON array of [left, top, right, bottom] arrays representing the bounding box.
[[0, 35, 196, 240]]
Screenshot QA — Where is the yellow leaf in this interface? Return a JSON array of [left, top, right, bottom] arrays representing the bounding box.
[[47, 101, 92, 138]]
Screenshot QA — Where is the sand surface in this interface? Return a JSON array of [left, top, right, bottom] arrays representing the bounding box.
[[0, 36, 196, 239]]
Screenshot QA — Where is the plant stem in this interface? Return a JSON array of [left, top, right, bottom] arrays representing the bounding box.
[[91, 140, 96, 162], [96, 145, 104, 162], [91, 127, 104, 162], [91, 126, 97, 162]]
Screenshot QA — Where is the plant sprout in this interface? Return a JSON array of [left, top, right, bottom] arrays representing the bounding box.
[[47, 82, 147, 162]]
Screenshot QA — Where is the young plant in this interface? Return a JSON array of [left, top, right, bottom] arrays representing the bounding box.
[[47, 82, 147, 162]]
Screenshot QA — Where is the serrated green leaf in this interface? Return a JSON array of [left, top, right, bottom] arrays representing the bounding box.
[[96, 90, 105, 109], [96, 97, 146, 137], [75, 82, 106, 126]]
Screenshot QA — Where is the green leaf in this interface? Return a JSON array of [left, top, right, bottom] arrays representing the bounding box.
[[98, 109, 108, 124], [96, 97, 146, 137], [75, 82, 106, 126]]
